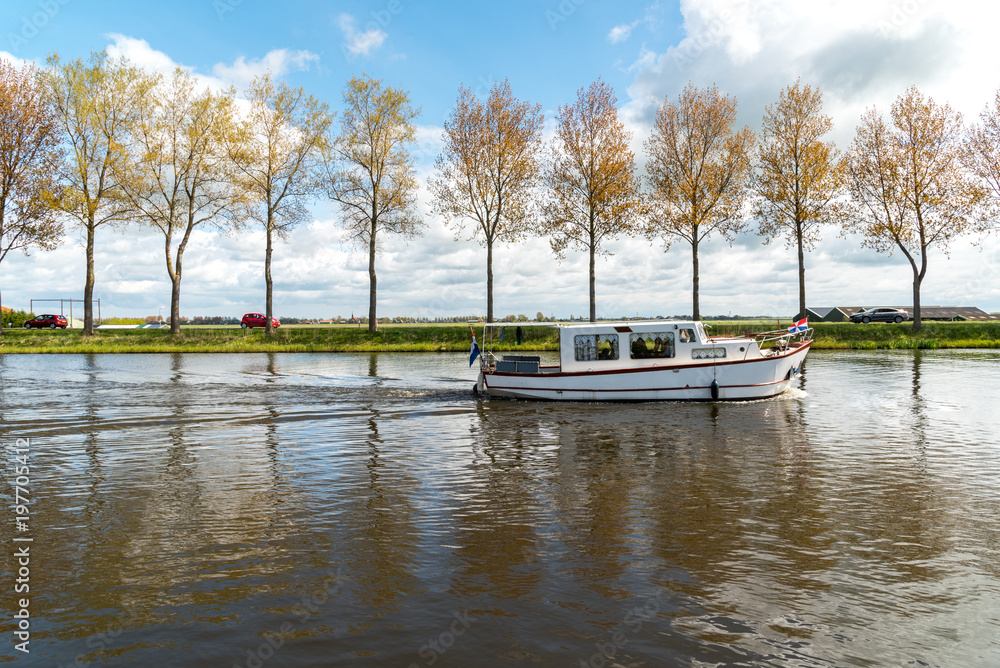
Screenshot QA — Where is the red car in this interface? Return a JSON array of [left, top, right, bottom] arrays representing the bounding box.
[[241, 313, 280, 329], [25, 314, 68, 329]]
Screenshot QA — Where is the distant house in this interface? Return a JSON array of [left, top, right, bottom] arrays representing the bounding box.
[[806, 307, 852, 322], [807, 306, 1000, 322]]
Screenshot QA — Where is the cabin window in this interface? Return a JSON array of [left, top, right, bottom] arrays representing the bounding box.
[[629, 332, 675, 359], [678, 328, 697, 344], [574, 334, 619, 361], [692, 347, 726, 359]]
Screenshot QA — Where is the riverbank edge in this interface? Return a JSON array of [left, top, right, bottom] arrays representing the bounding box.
[[1, 322, 999, 353]]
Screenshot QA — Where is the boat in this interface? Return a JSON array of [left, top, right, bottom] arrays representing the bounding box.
[[474, 320, 812, 401]]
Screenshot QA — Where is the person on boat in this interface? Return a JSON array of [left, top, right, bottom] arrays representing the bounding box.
[[631, 336, 646, 358]]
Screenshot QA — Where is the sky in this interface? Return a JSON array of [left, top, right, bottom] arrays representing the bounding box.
[[2, 0, 1000, 320]]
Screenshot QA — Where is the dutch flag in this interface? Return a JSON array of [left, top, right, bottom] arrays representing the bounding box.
[[469, 328, 480, 367], [788, 317, 808, 334]]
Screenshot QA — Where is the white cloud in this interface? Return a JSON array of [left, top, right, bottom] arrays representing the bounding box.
[[0, 51, 35, 69], [627, 46, 657, 74], [212, 49, 320, 86], [103, 34, 227, 93], [608, 0, 1000, 315], [104, 34, 319, 91], [338, 13, 387, 59], [623, 0, 1000, 143], [608, 21, 639, 44], [106, 34, 184, 75], [412, 125, 445, 167]]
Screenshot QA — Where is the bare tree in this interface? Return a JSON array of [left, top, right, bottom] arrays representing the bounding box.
[[0, 60, 64, 333], [430, 79, 544, 323], [846, 87, 988, 330], [754, 80, 845, 320], [120, 69, 248, 334], [543, 79, 642, 322], [229, 74, 332, 334], [645, 83, 755, 321], [324, 73, 421, 333], [43, 52, 156, 334]]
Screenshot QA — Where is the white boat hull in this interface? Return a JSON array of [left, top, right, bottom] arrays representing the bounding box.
[[480, 342, 811, 401]]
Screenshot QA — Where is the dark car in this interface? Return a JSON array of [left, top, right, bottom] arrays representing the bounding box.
[[850, 308, 909, 324], [241, 313, 280, 329], [24, 314, 68, 329]]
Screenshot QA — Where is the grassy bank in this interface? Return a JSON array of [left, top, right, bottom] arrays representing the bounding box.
[[708, 321, 1000, 349], [809, 321, 1000, 349], [1, 321, 998, 353], [0, 324, 560, 354]]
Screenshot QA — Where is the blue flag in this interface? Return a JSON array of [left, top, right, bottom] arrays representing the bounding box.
[[469, 331, 480, 367]]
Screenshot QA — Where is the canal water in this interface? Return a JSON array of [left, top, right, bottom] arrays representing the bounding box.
[[1, 350, 998, 667]]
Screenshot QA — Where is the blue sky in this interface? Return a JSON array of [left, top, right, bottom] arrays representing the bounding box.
[[3, 0, 1000, 319]]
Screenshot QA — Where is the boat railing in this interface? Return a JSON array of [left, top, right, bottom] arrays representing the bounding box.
[[753, 327, 813, 355], [481, 350, 500, 371]]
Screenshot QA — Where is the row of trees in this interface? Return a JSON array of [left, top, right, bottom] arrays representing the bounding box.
[[2, 52, 999, 334], [0, 53, 419, 335], [432, 79, 1000, 329]]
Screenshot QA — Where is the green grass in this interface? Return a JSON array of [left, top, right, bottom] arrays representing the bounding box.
[[0, 324, 560, 353], [100, 317, 147, 325], [1, 321, 998, 353], [809, 321, 1000, 349], [706, 321, 1000, 349]]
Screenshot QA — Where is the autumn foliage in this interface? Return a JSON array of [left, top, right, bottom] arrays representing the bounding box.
[[847, 87, 989, 329], [543, 79, 642, 322], [754, 80, 845, 320], [0, 60, 64, 332], [430, 79, 544, 323], [43, 53, 157, 334], [645, 83, 754, 321], [325, 73, 422, 332]]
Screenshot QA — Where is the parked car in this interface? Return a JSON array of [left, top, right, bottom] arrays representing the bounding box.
[[241, 313, 280, 329], [850, 308, 909, 324], [24, 314, 68, 329]]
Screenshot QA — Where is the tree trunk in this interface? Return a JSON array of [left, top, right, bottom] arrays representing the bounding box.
[[83, 221, 96, 335], [165, 231, 179, 335], [691, 235, 700, 321], [170, 273, 182, 334], [368, 221, 378, 333], [168, 220, 196, 335], [169, 242, 184, 335], [796, 221, 806, 321], [916, 245, 928, 331], [264, 219, 274, 335], [486, 237, 494, 324], [588, 237, 596, 323]]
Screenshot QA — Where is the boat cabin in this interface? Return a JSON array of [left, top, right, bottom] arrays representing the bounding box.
[[558, 321, 716, 372]]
